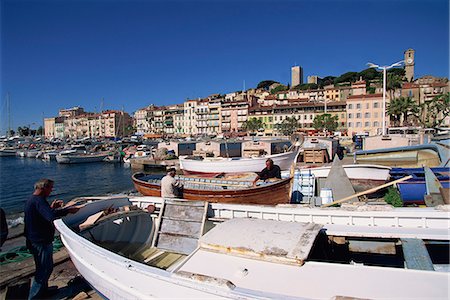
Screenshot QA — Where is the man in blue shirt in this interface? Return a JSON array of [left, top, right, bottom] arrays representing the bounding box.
[[24, 179, 78, 299]]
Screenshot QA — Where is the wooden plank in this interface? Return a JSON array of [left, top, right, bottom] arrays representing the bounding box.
[[401, 238, 434, 271], [159, 219, 203, 237], [157, 234, 198, 255], [321, 175, 413, 208], [0, 248, 70, 289], [164, 204, 205, 222]]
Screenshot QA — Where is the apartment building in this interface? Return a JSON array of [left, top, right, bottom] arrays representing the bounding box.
[[346, 93, 385, 136], [195, 100, 209, 135], [220, 99, 248, 133], [183, 100, 198, 136], [207, 98, 221, 135], [44, 117, 56, 139]]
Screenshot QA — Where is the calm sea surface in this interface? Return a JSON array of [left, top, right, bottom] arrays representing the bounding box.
[[0, 156, 138, 218]]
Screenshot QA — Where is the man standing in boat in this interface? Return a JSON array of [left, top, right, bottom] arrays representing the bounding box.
[[161, 167, 183, 198], [253, 158, 282, 186], [24, 179, 79, 299]]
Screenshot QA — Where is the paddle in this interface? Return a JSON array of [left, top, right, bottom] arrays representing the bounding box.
[[321, 175, 413, 208]]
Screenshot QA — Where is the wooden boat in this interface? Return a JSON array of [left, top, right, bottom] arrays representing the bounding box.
[[354, 144, 442, 167], [390, 167, 450, 205], [131, 172, 292, 204], [179, 147, 301, 176], [56, 152, 109, 164], [55, 197, 450, 300]]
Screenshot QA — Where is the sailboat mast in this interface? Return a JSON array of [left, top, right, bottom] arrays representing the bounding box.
[[7, 92, 11, 137]]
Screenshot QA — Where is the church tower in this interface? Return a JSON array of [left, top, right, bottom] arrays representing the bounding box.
[[404, 49, 415, 82]]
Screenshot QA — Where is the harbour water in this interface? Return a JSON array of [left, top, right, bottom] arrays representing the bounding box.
[[0, 156, 138, 221]]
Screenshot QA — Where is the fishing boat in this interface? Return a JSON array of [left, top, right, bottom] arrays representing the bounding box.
[[55, 197, 450, 300], [390, 167, 450, 205], [300, 164, 390, 192], [179, 147, 301, 176], [56, 152, 109, 164], [131, 172, 292, 204], [354, 144, 443, 167]]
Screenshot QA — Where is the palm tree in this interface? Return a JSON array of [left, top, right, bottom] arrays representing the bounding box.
[[388, 97, 418, 126], [418, 93, 450, 128]]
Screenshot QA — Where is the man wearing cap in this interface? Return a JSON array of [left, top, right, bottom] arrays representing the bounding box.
[[161, 168, 183, 198]]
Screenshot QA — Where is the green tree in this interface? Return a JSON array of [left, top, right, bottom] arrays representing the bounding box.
[[358, 68, 381, 81], [387, 97, 418, 126], [418, 93, 450, 128], [275, 116, 299, 136], [270, 84, 289, 94], [257, 80, 278, 90], [334, 72, 359, 84], [242, 118, 265, 134], [36, 126, 44, 136], [312, 114, 339, 132]]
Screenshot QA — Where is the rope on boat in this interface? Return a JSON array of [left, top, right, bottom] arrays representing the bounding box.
[[0, 236, 63, 265]]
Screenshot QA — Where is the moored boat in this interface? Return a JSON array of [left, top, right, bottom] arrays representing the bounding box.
[[354, 144, 443, 167], [56, 152, 109, 164], [132, 172, 292, 204], [0, 147, 16, 156], [55, 197, 450, 300], [390, 167, 450, 205], [179, 147, 301, 176]]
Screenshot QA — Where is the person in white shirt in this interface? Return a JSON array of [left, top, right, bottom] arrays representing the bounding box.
[[160, 168, 183, 198]]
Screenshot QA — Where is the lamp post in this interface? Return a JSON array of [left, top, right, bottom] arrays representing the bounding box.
[[367, 60, 404, 135]]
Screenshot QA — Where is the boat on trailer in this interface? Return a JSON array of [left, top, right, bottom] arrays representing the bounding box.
[[132, 173, 292, 205], [56, 197, 450, 299]]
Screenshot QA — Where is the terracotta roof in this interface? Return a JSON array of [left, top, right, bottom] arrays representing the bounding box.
[[347, 93, 383, 100]]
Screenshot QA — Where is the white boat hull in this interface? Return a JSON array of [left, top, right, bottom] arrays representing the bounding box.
[[56, 153, 108, 164], [180, 149, 300, 174], [55, 197, 450, 299], [299, 164, 391, 181]]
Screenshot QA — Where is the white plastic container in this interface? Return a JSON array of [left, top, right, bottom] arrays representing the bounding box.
[[320, 188, 333, 205]]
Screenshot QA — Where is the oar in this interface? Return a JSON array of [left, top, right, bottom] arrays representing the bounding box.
[[321, 175, 413, 208]]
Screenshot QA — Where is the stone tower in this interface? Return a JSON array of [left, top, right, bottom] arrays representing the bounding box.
[[291, 66, 303, 87], [404, 49, 415, 82]]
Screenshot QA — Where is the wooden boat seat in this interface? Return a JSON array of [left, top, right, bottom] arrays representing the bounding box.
[[152, 199, 208, 256], [130, 247, 187, 271]]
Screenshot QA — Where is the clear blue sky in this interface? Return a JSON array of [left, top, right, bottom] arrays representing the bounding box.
[[1, 0, 449, 133]]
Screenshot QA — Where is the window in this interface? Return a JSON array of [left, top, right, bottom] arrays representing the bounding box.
[[348, 113, 353, 119], [356, 103, 361, 109], [341, 114, 345, 118], [373, 102, 379, 108], [304, 115, 307, 120], [356, 122, 361, 127], [348, 122, 353, 127], [348, 104, 353, 109], [310, 115, 313, 120], [364, 113, 370, 118], [374, 112, 378, 118], [365, 122, 370, 127], [366, 103, 369, 109], [374, 121, 379, 126], [356, 113, 361, 118]]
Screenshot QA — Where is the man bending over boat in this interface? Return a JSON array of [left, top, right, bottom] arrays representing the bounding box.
[[253, 158, 282, 186], [161, 167, 183, 198], [24, 179, 79, 299]]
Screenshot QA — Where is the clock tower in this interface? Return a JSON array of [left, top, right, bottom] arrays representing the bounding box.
[[404, 49, 415, 82]]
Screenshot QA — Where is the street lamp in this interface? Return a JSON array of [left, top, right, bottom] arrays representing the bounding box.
[[367, 60, 404, 135]]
